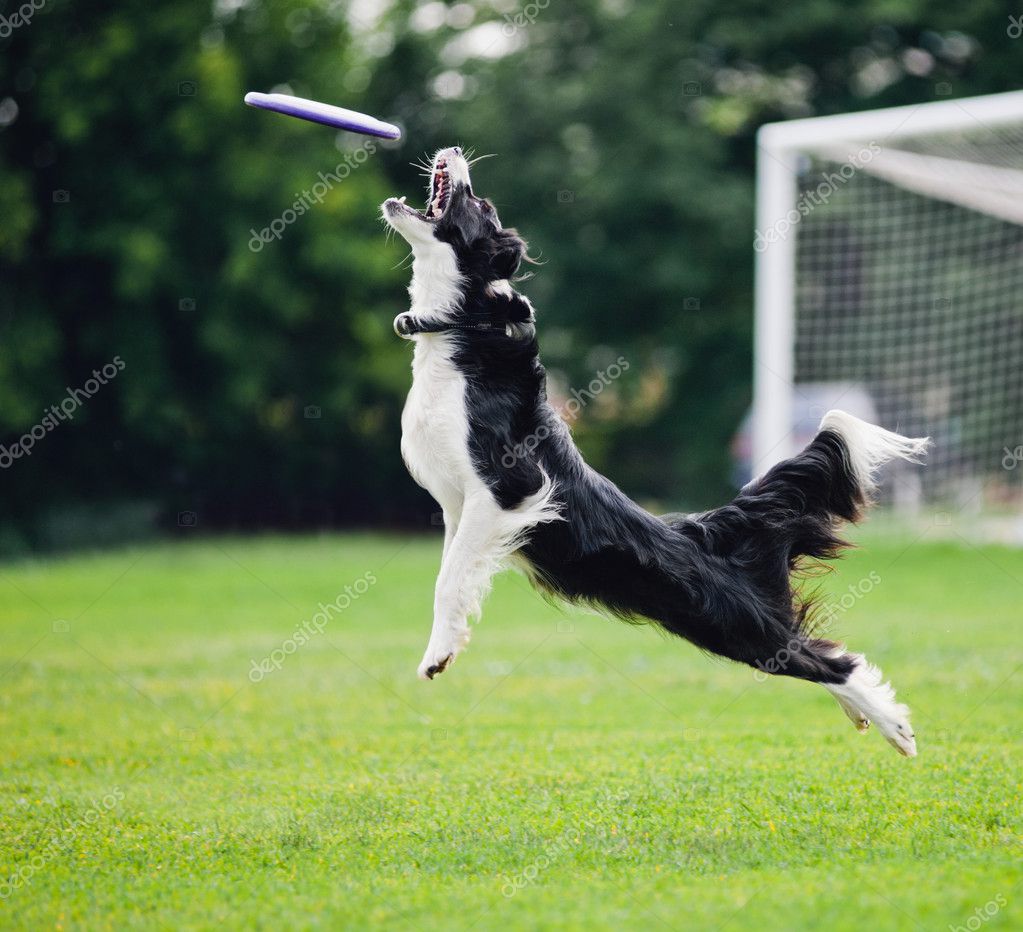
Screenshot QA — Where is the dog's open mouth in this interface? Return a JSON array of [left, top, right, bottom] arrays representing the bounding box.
[[426, 158, 450, 219], [385, 148, 467, 226]]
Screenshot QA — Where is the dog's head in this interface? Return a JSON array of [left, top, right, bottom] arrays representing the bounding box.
[[382, 147, 527, 286]]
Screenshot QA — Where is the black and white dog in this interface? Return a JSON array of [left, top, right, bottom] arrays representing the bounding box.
[[382, 147, 928, 756]]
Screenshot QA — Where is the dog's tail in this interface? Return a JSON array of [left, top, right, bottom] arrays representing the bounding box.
[[810, 409, 930, 523], [680, 409, 927, 755], [740, 408, 929, 559]]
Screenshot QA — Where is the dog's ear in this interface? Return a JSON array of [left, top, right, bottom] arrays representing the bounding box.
[[489, 229, 527, 280]]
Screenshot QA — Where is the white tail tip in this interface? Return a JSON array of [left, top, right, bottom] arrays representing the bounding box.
[[819, 409, 929, 498]]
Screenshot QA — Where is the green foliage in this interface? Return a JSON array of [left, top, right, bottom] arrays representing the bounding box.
[[0, 0, 1017, 546], [1, 534, 1020, 927]]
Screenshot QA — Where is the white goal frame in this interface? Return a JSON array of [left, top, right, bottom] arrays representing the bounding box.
[[751, 89, 1023, 477]]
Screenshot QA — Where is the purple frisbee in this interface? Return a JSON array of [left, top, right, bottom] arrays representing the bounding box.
[[244, 92, 401, 140]]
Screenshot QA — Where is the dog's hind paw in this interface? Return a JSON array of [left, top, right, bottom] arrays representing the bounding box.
[[418, 622, 471, 681], [418, 652, 454, 680], [825, 653, 917, 757], [882, 717, 917, 758]]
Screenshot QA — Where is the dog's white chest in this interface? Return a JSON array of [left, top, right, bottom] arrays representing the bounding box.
[[401, 337, 474, 503]]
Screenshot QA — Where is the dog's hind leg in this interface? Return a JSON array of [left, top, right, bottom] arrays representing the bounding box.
[[418, 491, 508, 680], [752, 633, 916, 756], [418, 481, 560, 680], [691, 605, 916, 756], [440, 505, 460, 562]]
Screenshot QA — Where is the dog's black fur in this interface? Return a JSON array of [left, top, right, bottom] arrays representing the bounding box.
[[425, 182, 876, 686]]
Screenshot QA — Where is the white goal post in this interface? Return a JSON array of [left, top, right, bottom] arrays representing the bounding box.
[[752, 90, 1023, 513]]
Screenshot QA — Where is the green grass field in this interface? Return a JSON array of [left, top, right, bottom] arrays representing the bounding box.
[[1, 531, 1021, 930]]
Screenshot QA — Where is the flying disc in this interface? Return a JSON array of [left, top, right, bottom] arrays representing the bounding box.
[[244, 92, 401, 140]]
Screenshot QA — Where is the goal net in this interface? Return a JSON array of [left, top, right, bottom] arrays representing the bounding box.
[[753, 92, 1023, 527]]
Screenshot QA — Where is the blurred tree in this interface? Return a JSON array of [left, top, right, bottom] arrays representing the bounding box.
[[0, 0, 419, 550], [0, 0, 1016, 552]]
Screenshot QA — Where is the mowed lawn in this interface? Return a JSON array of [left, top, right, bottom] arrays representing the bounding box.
[[1, 531, 1021, 930]]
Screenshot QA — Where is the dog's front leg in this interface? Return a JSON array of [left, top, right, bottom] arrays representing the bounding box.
[[418, 492, 503, 680]]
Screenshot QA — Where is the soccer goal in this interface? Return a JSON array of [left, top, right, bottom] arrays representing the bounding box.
[[752, 91, 1023, 521]]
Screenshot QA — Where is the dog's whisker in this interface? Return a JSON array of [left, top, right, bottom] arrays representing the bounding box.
[[389, 247, 413, 269]]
